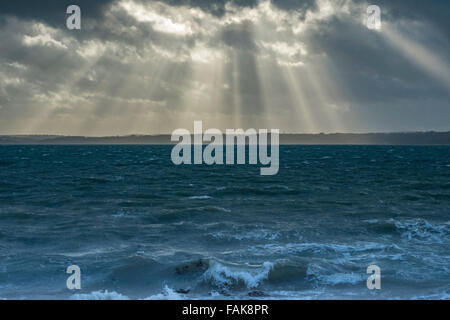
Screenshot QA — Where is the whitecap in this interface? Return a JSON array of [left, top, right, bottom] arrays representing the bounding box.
[[72, 290, 129, 300], [189, 195, 212, 200], [71, 286, 185, 300], [202, 260, 274, 289], [143, 285, 185, 300]]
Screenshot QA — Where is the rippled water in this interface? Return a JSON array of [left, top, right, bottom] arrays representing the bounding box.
[[0, 145, 449, 299]]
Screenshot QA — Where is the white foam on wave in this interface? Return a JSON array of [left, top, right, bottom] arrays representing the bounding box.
[[72, 290, 130, 300], [202, 261, 274, 289], [189, 195, 212, 200], [201, 206, 231, 213], [261, 241, 399, 256], [71, 285, 185, 300], [59, 247, 117, 258], [143, 285, 185, 300], [211, 230, 280, 241]]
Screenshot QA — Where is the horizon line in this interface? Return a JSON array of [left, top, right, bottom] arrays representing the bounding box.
[[1, 130, 450, 138]]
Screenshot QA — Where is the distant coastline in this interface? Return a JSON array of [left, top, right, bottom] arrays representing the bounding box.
[[1, 132, 450, 145]]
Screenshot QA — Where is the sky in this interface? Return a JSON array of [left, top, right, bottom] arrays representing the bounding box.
[[0, 0, 449, 135]]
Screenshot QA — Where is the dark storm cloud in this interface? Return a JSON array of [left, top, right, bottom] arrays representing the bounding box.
[[0, 0, 316, 25], [0, 0, 259, 22], [151, 0, 258, 16], [271, 0, 316, 12], [1, 0, 449, 32], [0, 1, 116, 26], [155, 0, 317, 16], [221, 22, 258, 51]]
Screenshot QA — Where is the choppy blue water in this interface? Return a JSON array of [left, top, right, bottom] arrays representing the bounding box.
[[0, 145, 449, 300]]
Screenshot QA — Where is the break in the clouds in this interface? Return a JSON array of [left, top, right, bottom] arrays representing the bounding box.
[[0, 0, 449, 135]]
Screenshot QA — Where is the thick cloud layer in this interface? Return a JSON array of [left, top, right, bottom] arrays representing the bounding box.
[[0, 0, 449, 135]]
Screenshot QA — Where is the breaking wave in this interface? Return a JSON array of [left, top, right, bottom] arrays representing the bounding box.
[[202, 261, 274, 289], [72, 285, 185, 300]]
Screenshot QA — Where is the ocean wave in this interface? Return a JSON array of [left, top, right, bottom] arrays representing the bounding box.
[[59, 247, 116, 258], [199, 206, 231, 213], [365, 218, 450, 243], [71, 285, 185, 300], [306, 264, 365, 285], [177, 258, 309, 289], [394, 219, 449, 243], [209, 230, 280, 241], [143, 285, 186, 300], [188, 195, 212, 200], [216, 186, 297, 196], [176, 259, 210, 275], [260, 241, 401, 256], [202, 260, 274, 289], [411, 289, 450, 300], [72, 290, 129, 300]]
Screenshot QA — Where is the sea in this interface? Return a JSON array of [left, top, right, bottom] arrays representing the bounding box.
[[0, 145, 449, 299]]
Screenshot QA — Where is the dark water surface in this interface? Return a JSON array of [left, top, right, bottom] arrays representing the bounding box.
[[0, 145, 449, 299]]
